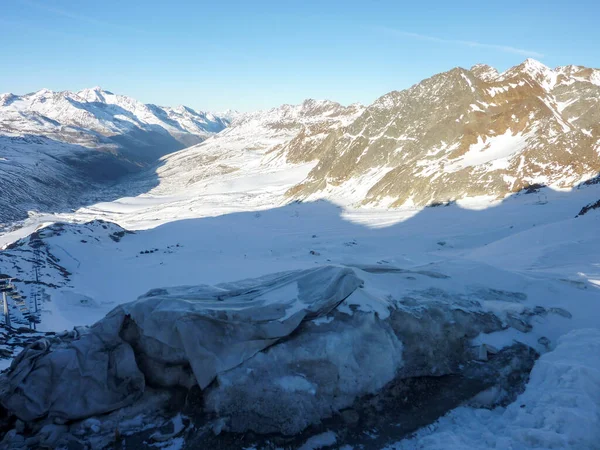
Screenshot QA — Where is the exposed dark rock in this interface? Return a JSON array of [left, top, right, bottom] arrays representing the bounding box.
[[576, 199, 600, 217]]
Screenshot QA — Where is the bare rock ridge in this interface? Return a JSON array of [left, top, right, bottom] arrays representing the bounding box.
[[142, 58, 600, 212], [282, 59, 600, 206]]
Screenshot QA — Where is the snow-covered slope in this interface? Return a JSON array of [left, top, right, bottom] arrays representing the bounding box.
[[0, 87, 229, 225], [3, 182, 599, 336], [1, 87, 228, 145], [391, 328, 600, 450], [32, 98, 365, 229], [1, 181, 599, 449]]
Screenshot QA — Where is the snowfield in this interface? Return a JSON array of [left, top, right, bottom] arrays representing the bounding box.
[[1, 173, 599, 448]]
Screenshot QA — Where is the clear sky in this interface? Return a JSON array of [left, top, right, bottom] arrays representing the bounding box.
[[2, 0, 599, 112]]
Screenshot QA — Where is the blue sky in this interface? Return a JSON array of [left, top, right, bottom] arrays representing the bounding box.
[[2, 0, 599, 111]]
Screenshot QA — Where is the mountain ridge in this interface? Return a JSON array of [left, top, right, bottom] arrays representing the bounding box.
[[283, 58, 600, 206], [0, 87, 231, 225], [2, 59, 599, 228], [0, 86, 229, 144]]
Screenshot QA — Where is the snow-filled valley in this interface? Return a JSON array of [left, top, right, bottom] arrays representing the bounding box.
[[1, 61, 600, 449]]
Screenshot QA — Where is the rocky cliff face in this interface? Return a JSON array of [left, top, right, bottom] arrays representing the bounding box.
[[286, 59, 600, 207]]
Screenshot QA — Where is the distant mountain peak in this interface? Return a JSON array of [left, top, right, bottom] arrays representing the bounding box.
[[31, 88, 54, 97], [470, 63, 499, 82], [498, 58, 557, 90], [522, 57, 550, 69], [76, 86, 112, 103]]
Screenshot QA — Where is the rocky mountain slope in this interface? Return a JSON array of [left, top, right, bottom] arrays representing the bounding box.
[[0, 87, 229, 225], [113, 58, 599, 218], [286, 59, 600, 206]]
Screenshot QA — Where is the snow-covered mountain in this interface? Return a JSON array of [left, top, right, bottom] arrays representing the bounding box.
[[1, 87, 228, 146], [0, 87, 229, 225], [4, 59, 599, 229], [92, 58, 600, 225]]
